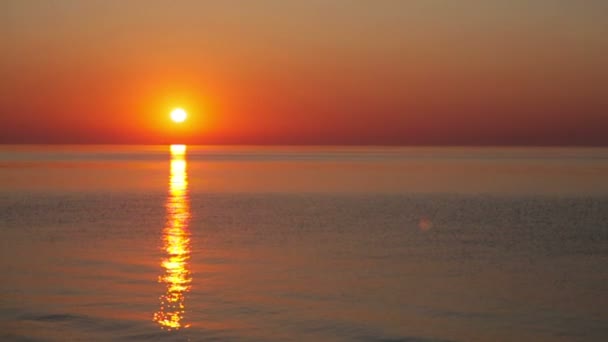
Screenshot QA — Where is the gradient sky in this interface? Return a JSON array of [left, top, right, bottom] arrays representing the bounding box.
[[1, 0, 607, 145]]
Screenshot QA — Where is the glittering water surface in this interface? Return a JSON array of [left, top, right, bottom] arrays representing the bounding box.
[[0, 146, 607, 341], [153, 146, 192, 330]]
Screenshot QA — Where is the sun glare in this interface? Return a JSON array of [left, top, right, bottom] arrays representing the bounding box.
[[170, 144, 186, 155], [170, 108, 187, 123], [154, 145, 191, 330]]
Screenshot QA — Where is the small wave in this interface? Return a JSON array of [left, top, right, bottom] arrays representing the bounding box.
[[19, 313, 86, 322], [358, 338, 456, 342]]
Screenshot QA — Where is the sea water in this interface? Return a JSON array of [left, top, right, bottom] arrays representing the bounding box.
[[0, 145, 607, 341]]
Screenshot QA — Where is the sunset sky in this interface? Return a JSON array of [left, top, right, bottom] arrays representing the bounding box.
[[1, 0, 607, 145]]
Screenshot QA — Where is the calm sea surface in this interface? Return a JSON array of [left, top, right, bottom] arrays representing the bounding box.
[[0, 145, 607, 341]]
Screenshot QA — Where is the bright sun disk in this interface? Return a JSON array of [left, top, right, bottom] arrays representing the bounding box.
[[170, 108, 187, 123]]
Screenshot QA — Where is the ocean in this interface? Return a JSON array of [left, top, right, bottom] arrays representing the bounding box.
[[0, 145, 607, 341]]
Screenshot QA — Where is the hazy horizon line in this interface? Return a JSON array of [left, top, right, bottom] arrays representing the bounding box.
[[2, 142, 608, 148]]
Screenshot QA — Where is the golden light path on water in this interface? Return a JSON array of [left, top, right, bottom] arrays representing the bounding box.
[[153, 144, 192, 330]]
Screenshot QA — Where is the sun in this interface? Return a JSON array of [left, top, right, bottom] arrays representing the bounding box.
[[170, 108, 187, 123]]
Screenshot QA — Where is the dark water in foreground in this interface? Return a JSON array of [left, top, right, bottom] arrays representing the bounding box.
[[0, 146, 607, 341]]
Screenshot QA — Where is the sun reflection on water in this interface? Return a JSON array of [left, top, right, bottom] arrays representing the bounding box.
[[153, 144, 192, 330]]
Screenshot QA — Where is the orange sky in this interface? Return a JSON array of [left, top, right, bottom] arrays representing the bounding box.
[[1, 1, 607, 145]]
